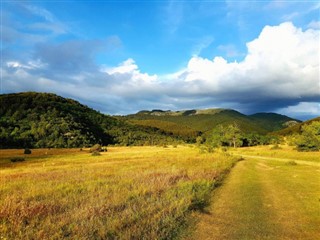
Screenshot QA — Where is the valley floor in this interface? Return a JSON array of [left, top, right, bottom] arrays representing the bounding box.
[[188, 153, 320, 240]]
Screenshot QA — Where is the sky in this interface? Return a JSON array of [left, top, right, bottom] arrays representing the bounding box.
[[1, 0, 320, 120]]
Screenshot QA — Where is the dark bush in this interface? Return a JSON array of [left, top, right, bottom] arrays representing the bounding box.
[[286, 160, 297, 166], [24, 148, 32, 154], [11, 157, 25, 162]]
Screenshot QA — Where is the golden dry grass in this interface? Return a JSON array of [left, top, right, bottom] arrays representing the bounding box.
[[0, 146, 239, 239]]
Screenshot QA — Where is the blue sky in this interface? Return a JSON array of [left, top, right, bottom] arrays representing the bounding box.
[[1, 0, 320, 120]]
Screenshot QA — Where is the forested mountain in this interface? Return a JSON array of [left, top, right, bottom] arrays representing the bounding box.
[[249, 113, 300, 132], [0, 92, 179, 148], [0, 92, 303, 148], [1, 92, 117, 148], [123, 109, 300, 136]]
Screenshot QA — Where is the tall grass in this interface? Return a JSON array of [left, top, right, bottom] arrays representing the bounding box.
[[0, 146, 239, 239]]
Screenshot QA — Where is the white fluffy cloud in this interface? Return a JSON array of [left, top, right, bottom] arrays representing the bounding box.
[[172, 22, 319, 102], [104, 58, 157, 84]]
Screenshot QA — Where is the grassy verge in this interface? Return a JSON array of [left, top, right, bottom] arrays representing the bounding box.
[[230, 145, 320, 163], [0, 146, 239, 239]]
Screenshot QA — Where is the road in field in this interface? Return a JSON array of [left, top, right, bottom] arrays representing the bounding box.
[[188, 157, 320, 240], [233, 154, 320, 167]]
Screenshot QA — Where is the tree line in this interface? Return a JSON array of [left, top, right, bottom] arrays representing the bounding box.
[[197, 122, 320, 152]]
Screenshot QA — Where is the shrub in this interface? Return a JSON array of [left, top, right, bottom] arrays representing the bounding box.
[[198, 146, 206, 154], [221, 147, 228, 152], [91, 151, 101, 156], [286, 160, 297, 166], [90, 144, 101, 153], [188, 181, 213, 212], [270, 144, 282, 150], [24, 148, 32, 154], [11, 157, 25, 162]]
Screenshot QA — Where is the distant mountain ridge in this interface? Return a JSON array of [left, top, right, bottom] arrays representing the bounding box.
[[124, 108, 301, 135], [136, 108, 225, 116], [0, 92, 305, 148]]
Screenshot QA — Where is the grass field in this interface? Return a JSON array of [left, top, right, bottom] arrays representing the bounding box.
[[189, 146, 320, 239], [0, 146, 239, 239]]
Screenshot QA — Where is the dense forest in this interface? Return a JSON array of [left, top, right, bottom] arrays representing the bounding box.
[[0, 92, 180, 148], [1, 92, 318, 150]]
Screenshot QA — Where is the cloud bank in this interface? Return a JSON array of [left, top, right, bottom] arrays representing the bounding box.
[[2, 21, 320, 119], [169, 22, 319, 111]]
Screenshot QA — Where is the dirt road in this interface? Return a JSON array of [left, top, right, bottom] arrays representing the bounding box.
[[188, 157, 320, 240]]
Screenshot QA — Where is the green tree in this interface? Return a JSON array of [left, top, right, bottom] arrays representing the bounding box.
[[206, 125, 225, 150], [206, 123, 242, 150], [225, 123, 242, 148], [295, 121, 320, 151]]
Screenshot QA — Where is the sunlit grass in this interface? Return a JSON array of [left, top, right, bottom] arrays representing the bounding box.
[[0, 146, 239, 239], [188, 148, 320, 240], [230, 145, 320, 162]]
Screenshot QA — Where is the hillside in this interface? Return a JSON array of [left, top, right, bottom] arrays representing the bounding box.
[[129, 119, 200, 141], [272, 117, 320, 136], [123, 109, 299, 136], [249, 113, 300, 132], [0, 92, 178, 148], [0, 92, 117, 148]]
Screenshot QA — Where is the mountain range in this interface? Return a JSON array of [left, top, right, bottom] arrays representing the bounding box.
[[122, 108, 299, 135], [1, 92, 315, 148]]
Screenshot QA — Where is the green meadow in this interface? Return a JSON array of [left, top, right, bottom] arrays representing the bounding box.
[[190, 145, 320, 239], [0, 146, 238, 239]]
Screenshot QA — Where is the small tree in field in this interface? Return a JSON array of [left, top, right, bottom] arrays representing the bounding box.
[[225, 123, 242, 148]]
